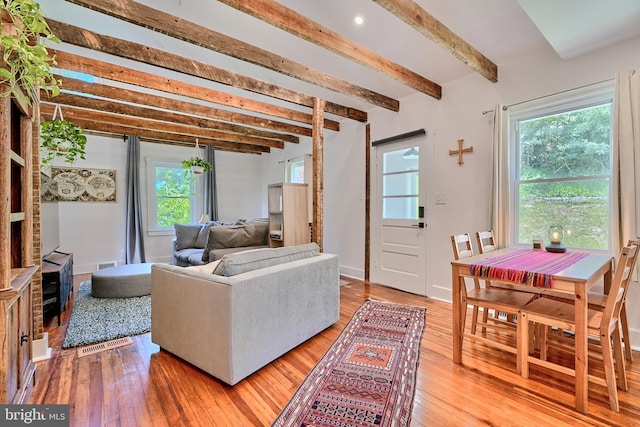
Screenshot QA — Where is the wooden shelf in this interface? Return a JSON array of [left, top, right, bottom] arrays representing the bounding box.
[[1, 266, 38, 300], [1, 80, 37, 403], [267, 183, 310, 248]]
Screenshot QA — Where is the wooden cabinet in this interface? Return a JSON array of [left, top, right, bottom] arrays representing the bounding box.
[[268, 183, 310, 248], [0, 85, 38, 402], [1, 267, 37, 404], [42, 253, 73, 326]]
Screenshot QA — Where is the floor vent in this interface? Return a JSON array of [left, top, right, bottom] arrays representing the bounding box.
[[77, 337, 133, 358], [97, 261, 117, 270]]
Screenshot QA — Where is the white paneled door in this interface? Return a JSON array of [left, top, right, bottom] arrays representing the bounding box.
[[371, 136, 429, 296]]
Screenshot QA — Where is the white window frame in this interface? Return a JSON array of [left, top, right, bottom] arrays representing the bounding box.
[[146, 159, 197, 236], [507, 81, 615, 251]]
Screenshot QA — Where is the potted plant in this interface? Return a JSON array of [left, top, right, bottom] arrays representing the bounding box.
[[1, 0, 61, 106], [40, 114, 87, 166], [182, 156, 212, 175]]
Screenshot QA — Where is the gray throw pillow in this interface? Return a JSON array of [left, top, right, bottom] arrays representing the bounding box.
[[195, 221, 223, 248], [212, 242, 320, 277], [211, 223, 269, 249], [202, 223, 269, 262], [174, 223, 202, 251]]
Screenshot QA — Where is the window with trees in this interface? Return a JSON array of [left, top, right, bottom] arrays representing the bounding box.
[[150, 162, 195, 231], [509, 83, 614, 250]]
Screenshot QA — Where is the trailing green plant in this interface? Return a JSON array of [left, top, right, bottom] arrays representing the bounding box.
[[40, 118, 87, 165], [1, 0, 61, 106], [182, 156, 212, 172]]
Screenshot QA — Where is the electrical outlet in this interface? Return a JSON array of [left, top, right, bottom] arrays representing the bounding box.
[[435, 194, 446, 205]]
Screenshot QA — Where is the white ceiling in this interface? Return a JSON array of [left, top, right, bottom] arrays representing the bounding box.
[[42, 0, 640, 117], [518, 0, 640, 60]]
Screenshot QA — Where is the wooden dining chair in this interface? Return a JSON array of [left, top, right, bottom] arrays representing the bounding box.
[[542, 237, 640, 362], [517, 243, 639, 412], [476, 230, 497, 254], [451, 233, 536, 354], [451, 233, 483, 334], [476, 229, 515, 322], [589, 237, 640, 362]]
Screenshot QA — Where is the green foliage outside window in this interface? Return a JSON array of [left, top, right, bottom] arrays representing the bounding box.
[[155, 165, 192, 228], [517, 103, 612, 250]]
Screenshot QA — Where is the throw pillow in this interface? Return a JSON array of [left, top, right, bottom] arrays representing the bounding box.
[[195, 221, 223, 249], [174, 223, 202, 251], [201, 223, 269, 262], [212, 242, 320, 277]]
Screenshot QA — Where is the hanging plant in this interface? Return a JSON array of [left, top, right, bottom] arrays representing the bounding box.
[[181, 156, 212, 175], [181, 139, 212, 175], [1, 0, 61, 106], [40, 105, 87, 166]]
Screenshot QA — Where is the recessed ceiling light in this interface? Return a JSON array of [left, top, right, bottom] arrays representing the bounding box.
[[354, 15, 364, 26]]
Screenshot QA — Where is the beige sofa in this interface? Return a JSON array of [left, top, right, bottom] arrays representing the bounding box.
[[151, 243, 340, 385]]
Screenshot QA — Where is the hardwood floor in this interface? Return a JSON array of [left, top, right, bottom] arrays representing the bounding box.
[[26, 274, 640, 426]]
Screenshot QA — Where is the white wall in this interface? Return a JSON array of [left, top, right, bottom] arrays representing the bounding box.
[[55, 138, 263, 273], [317, 35, 640, 345], [53, 35, 640, 348], [215, 150, 264, 221]]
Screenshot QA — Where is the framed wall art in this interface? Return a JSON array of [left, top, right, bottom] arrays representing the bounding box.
[[42, 167, 117, 202]]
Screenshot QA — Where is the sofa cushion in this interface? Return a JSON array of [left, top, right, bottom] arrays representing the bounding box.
[[209, 245, 270, 262], [194, 221, 221, 248], [213, 242, 320, 277], [186, 259, 221, 274], [174, 224, 202, 251], [175, 248, 204, 263], [202, 223, 269, 262]]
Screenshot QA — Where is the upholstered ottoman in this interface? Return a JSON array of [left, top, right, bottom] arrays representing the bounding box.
[[91, 263, 153, 298]]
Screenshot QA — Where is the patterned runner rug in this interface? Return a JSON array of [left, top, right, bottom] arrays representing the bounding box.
[[272, 300, 426, 427]]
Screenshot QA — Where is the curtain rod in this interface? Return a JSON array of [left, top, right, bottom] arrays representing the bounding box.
[[481, 78, 614, 115], [371, 128, 426, 146]]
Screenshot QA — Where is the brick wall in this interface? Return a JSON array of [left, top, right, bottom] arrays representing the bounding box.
[[31, 111, 43, 341]]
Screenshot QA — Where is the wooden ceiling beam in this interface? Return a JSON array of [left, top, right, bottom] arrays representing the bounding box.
[[52, 57, 313, 138], [137, 137, 267, 154], [65, 0, 400, 112], [40, 103, 285, 149], [47, 19, 368, 123], [371, 0, 498, 82], [49, 118, 269, 154], [219, 0, 441, 100], [43, 88, 297, 146], [51, 50, 339, 132]]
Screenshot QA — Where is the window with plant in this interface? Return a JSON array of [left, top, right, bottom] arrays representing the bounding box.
[[510, 83, 614, 250], [152, 162, 195, 229]]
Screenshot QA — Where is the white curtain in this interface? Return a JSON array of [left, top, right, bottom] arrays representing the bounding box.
[[490, 104, 510, 248], [615, 70, 640, 266]]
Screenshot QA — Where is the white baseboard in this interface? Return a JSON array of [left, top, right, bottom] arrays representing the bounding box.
[[629, 327, 640, 353], [339, 266, 364, 280], [32, 332, 52, 362]]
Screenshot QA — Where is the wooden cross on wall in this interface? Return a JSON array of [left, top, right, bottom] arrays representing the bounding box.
[[449, 139, 473, 165]]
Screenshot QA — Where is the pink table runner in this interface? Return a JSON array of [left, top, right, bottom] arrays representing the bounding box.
[[470, 249, 588, 288]]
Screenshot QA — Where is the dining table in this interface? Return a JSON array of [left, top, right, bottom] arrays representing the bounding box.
[[451, 247, 613, 414]]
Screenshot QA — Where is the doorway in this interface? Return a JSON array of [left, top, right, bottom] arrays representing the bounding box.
[[370, 136, 430, 295]]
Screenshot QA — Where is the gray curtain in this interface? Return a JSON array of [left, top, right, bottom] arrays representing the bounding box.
[[203, 145, 218, 221], [125, 135, 146, 263]]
